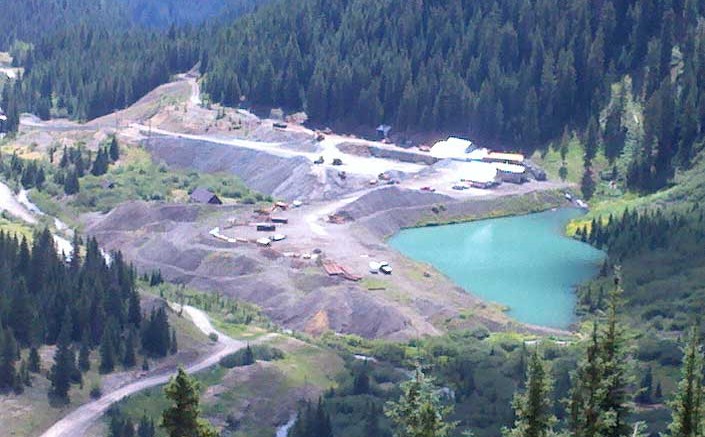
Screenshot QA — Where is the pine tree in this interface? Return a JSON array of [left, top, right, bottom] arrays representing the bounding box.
[[385, 367, 455, 437], [636, 367, 653, 404], [63, 169, 80, 195], [123, 330, 137, 369], [667, 327, 704, 437], [49, 311, 74, 402], [161, 367, 218, 437], [169, 328, 177, 355], [600, 272, 632, 437], [138, 415, 155, 437], [91, 147, 109, 176], [504, 348, 556, 437], [28, 346, 41, 373], [99, 326, 116, 374], [109, 136, 120, 162], [0, 328, 18, 391], [568, 270, 632, 437], [79, 331, 91, 371]]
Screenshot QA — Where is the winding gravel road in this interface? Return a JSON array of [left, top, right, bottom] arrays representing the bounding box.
[[39, 305, 257, 437]]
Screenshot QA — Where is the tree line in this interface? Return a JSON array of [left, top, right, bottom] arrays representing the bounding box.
[[0, 229, 175, 402]]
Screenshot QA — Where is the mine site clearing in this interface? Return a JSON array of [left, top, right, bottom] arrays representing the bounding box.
[[15, 72, 572, 340]]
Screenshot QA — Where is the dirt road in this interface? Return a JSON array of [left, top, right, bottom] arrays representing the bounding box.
[[39, 305, 259, 437]]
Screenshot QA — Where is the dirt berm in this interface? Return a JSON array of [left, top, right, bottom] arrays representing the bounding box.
[[146, 136, 366, 202], [338, 186, 568, 238]]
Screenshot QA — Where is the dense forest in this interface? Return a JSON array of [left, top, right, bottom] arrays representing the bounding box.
[[0, 229, 175, 401], [0, 0, 261, 49], [199, 0, 705, 193], [2, 0, 705, 195]]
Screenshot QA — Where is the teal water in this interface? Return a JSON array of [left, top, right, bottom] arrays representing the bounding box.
[[389, 208, 605, 329]]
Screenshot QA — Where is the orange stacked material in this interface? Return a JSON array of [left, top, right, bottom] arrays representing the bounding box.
[[322, 260, 361, 281], [323, 260, 345, 276]]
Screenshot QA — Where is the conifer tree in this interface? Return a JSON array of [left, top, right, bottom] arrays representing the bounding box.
[[79, 331, 91, 371], [385, 367, 455, 437], [109, 136, 120, 162], [0, 328, 18, 391], [169, 328, 177, 355], [99, 326, 116, 374], [63, 169, 80, 195], [123, 330, 137, 369], [504, 348, 556, 437], [667, 327, 704, 437], [161, 367, 218, 437], [28, 346, 41, 373], [138, 415, 155, 437], [49, 311, 74, 402]]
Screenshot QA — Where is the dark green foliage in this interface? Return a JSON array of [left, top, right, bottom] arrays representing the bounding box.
[[141, 307, 171, 358], [28, 346, 41, 373], [63, 169, 80, 195], [123, 330, 137, 369], [91, 148, 110, 177], [0, 328, 18, 392], [636, 366, 654, 405], [137, 415, 155, 437], [291, 398, 333, 437], [109, 136, 121, 162], [579, 203, 705, 331], [218, 344, 283, 368], [568, 275, 632, 437], [161, 367, 217, 437], [667, 328, 704, 437], [504, 349, 556, 437], [49, 311, 76, 402]]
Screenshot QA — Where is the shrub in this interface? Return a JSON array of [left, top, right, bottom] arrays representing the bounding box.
[[208, 332, 219, 342], [219, 345, 284, 368]]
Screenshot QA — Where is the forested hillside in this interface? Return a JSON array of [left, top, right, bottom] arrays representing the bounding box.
[[200, 0, 705, 193], [0, 0, 259, 49], [0, 230, 175, 401], [5, 0, 703, 195]]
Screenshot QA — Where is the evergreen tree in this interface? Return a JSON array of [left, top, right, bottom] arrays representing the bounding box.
[[636, 367, 653, 404], [169, 328, 177, 355], [0, 328, 18, 391], [79, 331, 91, 371], [63, 169, 80, 195], [385, 367, 455, 437], [99, 325, 116, 374], [504, 348, 556, 437], [123, 330, 137, 369], [161, 367, 218, 437], [109, 136, 120, 162], [49, 311, 75, 402], [138, 415, 156, 437], [91, 148, 109, 176], [667, 327, 704, 437], [28, 346, 41, 373]]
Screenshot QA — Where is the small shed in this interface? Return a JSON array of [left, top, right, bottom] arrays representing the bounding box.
[[256, 223, 276, 232], [376, 124, 392, 139], [190, 187, 223, 205]]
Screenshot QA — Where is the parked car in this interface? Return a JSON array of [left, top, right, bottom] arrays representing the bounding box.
[[420, 186, 435, 192], [332, 158, 343, 166]]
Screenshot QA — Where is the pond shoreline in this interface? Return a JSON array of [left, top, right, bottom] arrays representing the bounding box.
[[389, 208, 606, 330]]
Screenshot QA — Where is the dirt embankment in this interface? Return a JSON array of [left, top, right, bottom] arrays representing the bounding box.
[[146, 136, 367, 201], [339, 186, 569, 238]]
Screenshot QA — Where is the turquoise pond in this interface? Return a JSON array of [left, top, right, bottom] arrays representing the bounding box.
[[388, 208, 605, 329]]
